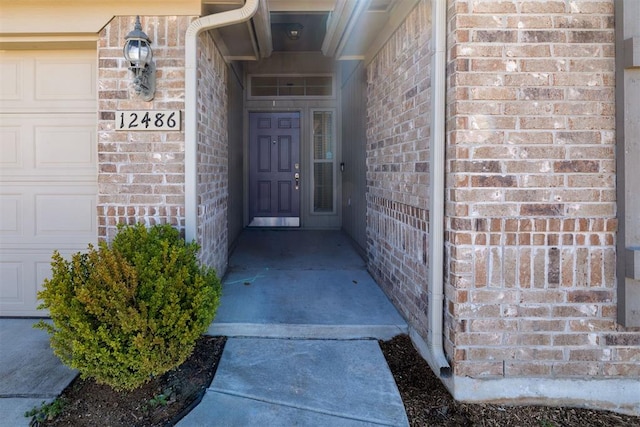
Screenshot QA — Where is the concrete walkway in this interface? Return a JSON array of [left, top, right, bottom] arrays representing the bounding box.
[[0, 318, 77, 426], [179, 230, 409, 426], [0, 230, 409, 426]]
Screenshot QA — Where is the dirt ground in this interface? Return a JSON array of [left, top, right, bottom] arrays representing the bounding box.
[[35, 334, 639, 426], [36, 336, 226, 427]]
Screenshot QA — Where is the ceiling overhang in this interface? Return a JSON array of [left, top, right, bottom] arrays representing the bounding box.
[[0, 0, 201, 35], [203, 0, 419, 63], [0, 0, 419, 60]]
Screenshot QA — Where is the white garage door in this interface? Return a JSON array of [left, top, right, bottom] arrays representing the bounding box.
[[0, 49, 97, 316]]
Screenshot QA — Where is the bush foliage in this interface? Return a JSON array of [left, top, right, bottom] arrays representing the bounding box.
[[36, 224, 221, 391]]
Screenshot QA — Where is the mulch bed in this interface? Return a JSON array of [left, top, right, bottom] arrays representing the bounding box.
[[38, 336, 226, 427], [380, 334, 640, 427], [34, 333, 639, 426]]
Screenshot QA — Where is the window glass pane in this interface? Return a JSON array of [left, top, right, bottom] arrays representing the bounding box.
[[278, 76, 305, 87], [250, 75, 333, 97], [314, 163, 333, 212], [252, 86, 278, 97], [251, 77, 278, 97], [306, 76, 332, 96], [305, 76, 332, 87], [253, 76, 278, 86], [278, 77, 304, 96], [306, 86, 331, 96], [279, 85, 305, 96], [312, 110, 334, 213], [313, 111, 333, 160]]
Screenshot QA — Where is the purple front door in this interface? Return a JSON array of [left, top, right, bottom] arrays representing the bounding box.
[[249, 112, 301, 227]]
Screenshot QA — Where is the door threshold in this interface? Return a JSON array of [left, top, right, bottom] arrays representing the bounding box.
[[249, 217, 300, 227]]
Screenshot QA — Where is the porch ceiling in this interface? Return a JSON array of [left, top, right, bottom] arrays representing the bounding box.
[[202, 0, 418, 62]]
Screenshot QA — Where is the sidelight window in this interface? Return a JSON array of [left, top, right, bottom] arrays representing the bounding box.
[[312, 110, 335, 213]]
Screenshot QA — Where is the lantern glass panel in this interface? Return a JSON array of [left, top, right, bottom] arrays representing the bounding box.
[[125, 40, 151, 66]]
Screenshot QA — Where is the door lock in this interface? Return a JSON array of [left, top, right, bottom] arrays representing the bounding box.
[[294, 172, 300, 190]]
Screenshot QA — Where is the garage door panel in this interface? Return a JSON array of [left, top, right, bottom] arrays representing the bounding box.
[[35, 59, 95, 101], [1, 114, 96, 178], [0, 50, 96, 113], [0, 59, 23, 101], [0, 126, 21, 168], [0, 195, 23, 236], [0, 262, 23, 303], [0, 252, 54, 316], [35, 124, 95, 168], [0, 249, 84, 316], [0, 48, 96, 316], [1, 184, 96, 245], [36, 194, 96, 236], [0, 255, 35, 316]]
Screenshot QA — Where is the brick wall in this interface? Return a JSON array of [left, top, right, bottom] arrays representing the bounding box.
[[97, 16, 229, 274], [196, 32, 229, 275], [366, 0, 433, 338], [97, 16, 191, 240], [446, 0, 640, 379]]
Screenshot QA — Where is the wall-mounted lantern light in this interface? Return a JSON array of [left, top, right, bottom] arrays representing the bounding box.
[[123, 16, 155, 101]]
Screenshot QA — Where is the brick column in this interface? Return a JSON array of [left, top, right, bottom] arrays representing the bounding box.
[[97, 16, 191, 240], [446, 0, 639, 380]]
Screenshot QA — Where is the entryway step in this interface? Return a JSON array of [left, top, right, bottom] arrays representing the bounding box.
[[177, 338, 409, 426], [208, 268, 407, 340]]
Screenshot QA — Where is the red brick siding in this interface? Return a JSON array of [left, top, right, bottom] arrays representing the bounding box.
[[446, 0, 639, 379], [196, 32, 229, 274], [97, 16, 191, 240], [366, 0, 433, 338]]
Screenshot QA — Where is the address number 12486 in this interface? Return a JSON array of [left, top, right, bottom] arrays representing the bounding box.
[[116, 110, 181, 131]]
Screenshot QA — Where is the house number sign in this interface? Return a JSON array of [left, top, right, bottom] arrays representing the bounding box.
[[116, 110, 181, 131]]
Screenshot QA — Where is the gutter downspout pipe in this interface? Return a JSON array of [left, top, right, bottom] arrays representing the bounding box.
[[417, 0, 451, 377], [184, 0, 259, 243]]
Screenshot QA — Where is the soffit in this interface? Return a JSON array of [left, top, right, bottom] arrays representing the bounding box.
[[203, 0, 419, 62], [0, 0, 201, 35]]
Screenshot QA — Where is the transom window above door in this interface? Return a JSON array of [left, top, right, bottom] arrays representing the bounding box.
[[249, 75, 334, 98]]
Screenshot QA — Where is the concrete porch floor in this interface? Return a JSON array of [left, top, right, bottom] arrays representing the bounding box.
[[179, 229, 410, 426], [208, 229, 408, 339]]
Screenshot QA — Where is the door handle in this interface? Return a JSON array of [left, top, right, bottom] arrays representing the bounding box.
[[294, 172, 300, 190]]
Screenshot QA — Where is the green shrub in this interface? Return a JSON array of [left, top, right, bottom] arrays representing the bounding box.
[[36, 223, 221, 391]]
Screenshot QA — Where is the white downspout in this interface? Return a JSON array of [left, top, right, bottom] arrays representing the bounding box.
[[416, 0, 451, 377], [184, 0, 259, 243]]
